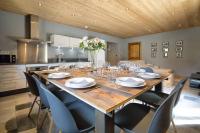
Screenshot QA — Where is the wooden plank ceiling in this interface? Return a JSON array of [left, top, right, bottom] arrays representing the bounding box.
[[0, 0, 199, 38]]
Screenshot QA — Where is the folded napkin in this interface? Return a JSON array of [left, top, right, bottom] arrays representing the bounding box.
[[142, 72, 160, 77], [139, 69, 146, 73], [146, 73, 159, 76], [48, 72, 69, 78], [68, 78, 94, 88], [118, 78, 144, 86], [138, 72, 160, 79], [70, 79, 90, 85]]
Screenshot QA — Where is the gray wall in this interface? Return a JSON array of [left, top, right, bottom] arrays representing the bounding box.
[[1, 10, 199, 76], [39, 18, 124, 59], [0, 11, 25, 53], [0, 10, 124, 58], [124, 27, 200, 76]]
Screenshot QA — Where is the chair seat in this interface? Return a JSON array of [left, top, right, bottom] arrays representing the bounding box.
[[115, 103, 150, 131], [67, 100, 95, 132], [136, 90, 169, 107]]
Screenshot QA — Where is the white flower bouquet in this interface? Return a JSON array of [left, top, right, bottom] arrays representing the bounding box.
[[79, 37, 106, 51]]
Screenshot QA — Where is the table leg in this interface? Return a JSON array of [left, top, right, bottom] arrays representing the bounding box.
[[95, 110, 114, 133], [155, 81, 162, 92]]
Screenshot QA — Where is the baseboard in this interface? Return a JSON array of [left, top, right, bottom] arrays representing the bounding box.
[[0, 88, 30, 97]]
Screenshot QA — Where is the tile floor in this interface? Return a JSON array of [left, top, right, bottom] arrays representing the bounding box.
[[0, 80, 199, 133]]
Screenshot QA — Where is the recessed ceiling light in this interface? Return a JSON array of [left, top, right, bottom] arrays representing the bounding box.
[[38, 2, 42, 7], [84, 25, 88, 29]]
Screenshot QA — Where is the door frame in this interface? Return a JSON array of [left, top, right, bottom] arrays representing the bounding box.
[[128, 42, 141, 60]]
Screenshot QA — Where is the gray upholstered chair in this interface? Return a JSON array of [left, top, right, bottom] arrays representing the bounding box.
[[42, 83, 95, 133], [136, 78, 187, 108], [24, 72, 40, 117], [115, 79, 184, 133], [32, 75, 78, 129]]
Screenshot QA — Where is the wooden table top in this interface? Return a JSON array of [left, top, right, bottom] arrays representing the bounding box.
[[34, 68, 169, 114]]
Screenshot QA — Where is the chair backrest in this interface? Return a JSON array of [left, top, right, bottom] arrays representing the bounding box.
[[42, 84, 79, 133], [24, 72, 39, 96], [148, 81, 183, 133], [141, 67, 154, 73], [174, 78, 187, 106], [32, 75, 50, 108]]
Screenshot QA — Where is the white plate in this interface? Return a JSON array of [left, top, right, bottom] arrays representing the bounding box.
[[65, 77, 96, 89], [137, 72, 161, 79], [116, 77, 146, 88], [48, 72, 71, 79]]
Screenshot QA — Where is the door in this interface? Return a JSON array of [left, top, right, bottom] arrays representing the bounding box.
[[107, 42, 119, 65], [128, 42, 141, 60]]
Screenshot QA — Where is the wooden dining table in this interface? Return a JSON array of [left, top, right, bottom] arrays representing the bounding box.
[[33, 68, 169, 133]]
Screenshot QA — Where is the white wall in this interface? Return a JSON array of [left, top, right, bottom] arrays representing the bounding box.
[[124, 27, 200, 76]]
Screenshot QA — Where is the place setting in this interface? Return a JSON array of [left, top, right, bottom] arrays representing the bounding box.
[[48, 72, 71, 79], [137, 72, 161, 79], [65, 77, 96, 89], [115, 77, 146, 88]]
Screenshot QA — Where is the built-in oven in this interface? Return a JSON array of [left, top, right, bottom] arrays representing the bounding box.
[[0, 54, 16, 64]]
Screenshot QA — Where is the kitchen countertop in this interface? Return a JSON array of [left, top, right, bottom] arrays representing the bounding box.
[[0, 61, 90, 66], [25, 62, 90, 67]]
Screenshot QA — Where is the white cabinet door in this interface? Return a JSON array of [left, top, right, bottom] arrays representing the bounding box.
[[69, 37, 81, 47], [51, 34, 70, 47]]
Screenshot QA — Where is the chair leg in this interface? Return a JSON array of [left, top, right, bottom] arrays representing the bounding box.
[[48, 112, 54, 133], [171, 119, 177, 133], [37, 101, 42, 130], [39, 109, 48, 129], [28, 96, 37, 117]]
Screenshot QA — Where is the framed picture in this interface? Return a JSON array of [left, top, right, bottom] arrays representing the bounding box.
[[175, 40, 183, 58], [151, 42, 157, 58], [162, 42, 169, 58]]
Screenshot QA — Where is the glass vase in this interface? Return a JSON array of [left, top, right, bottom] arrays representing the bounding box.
[[88, 50, 96, 69]]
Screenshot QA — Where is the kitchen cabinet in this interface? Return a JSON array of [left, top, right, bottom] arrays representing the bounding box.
[[50, 34, 70, 47], [50, 34, 81, 48], [0, 65, 27, 92], [69, 37, 81, 48]]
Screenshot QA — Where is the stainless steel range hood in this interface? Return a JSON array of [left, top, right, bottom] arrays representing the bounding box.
[[18, 14, 41, 42], [17, 15, 48, 64]]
